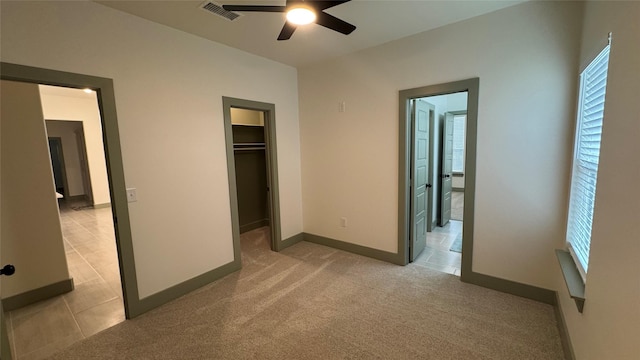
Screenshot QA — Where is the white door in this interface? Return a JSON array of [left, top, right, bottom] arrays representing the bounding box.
[[440, 113, 454, 226], [410, 100, 432, 261]]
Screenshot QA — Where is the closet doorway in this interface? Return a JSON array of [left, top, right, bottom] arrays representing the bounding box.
[[222, 97, 282, 258]]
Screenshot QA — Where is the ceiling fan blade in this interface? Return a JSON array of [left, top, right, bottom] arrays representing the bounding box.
[[311, 0, 352, 11], [222, 5, 286, 12], [277, 22, 297, 41], [315, 12, 356, 35]]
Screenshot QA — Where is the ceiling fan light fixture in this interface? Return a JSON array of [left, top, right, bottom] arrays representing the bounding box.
[[286, 7, 316, 25], [222, 0, 355, 40]]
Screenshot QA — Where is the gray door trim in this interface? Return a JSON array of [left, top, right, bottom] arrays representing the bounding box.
[[426, 104, 436, 233], [222, 97, 282, 256], [0, 62, 141, 317], [398, 78, 479, 282]]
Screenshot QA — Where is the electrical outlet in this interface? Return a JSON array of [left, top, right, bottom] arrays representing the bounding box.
[[338, 101, 346, 113], [340, 217, 347, 228], [126, 188, 137, 202]]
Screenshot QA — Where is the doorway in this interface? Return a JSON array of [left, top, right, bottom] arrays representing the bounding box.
[[1, 63, 140, 359], [412, 93, 467, 275], [398, 78, 479, 281], [222, 97, 282, 260], [45, 120, 93, 204], [3, 84, 126, 359]]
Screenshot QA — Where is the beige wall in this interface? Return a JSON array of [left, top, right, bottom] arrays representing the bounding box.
[[230, 108, 264, 126], [557, 2, 640, 359], [40, 87, 111, 205], [0, 1, 303, 298], [299, 1, 582, 289], [0, 80, 70, 298]]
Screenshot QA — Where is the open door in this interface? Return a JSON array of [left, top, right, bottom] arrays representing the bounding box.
[[48, 137, 68, 197], [440, 112, 454, 226], [75, 127, 93, 203], [410, 100, 432, 261]]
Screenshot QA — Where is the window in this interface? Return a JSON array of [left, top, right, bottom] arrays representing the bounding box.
[[452, 114, 466, 173], [566, 44, 610, 280]]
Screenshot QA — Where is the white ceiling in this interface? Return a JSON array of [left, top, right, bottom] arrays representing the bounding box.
[[96, 0, 526, 68], [39, 84, 97, 99]]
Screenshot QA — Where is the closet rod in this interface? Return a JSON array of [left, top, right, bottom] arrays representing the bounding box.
[[233, 142, 265, 146], [234, 147, 265, 151]]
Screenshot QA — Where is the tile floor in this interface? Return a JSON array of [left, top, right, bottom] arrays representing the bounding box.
[[413, 220, 463, 276], [4, 201, 125, 360]]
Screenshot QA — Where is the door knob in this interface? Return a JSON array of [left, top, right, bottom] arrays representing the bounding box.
[[0, 264, 15, 276]]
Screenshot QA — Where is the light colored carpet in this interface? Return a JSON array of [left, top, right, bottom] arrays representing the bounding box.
[[50, 227, 563, 359], [451, 191, 464, 221]]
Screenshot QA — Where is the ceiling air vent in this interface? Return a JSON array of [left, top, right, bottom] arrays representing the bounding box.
[[199, 1, 241, 21]]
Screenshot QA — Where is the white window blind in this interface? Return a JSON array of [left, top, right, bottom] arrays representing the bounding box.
[[452, 114, 466, 173], [566, 44, 610, 278]]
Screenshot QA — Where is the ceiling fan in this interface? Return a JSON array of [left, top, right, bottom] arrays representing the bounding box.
[[222, 0, 356, 41]]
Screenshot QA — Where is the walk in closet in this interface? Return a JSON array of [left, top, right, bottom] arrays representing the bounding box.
[[231, 108, 269, 233]]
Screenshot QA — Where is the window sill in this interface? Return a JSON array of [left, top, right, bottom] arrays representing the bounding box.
[[555, 249, 585, 313], [452, 172, 464, 177]]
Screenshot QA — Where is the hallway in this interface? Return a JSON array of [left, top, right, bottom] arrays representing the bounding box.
[[414, 220, 463, 276]]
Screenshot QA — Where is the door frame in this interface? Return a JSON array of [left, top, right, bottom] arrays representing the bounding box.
[[222, 97, 282, 258], [1, 300, 9, 359], [398, 78, 479, 282], [0, 62, 142, 319]]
